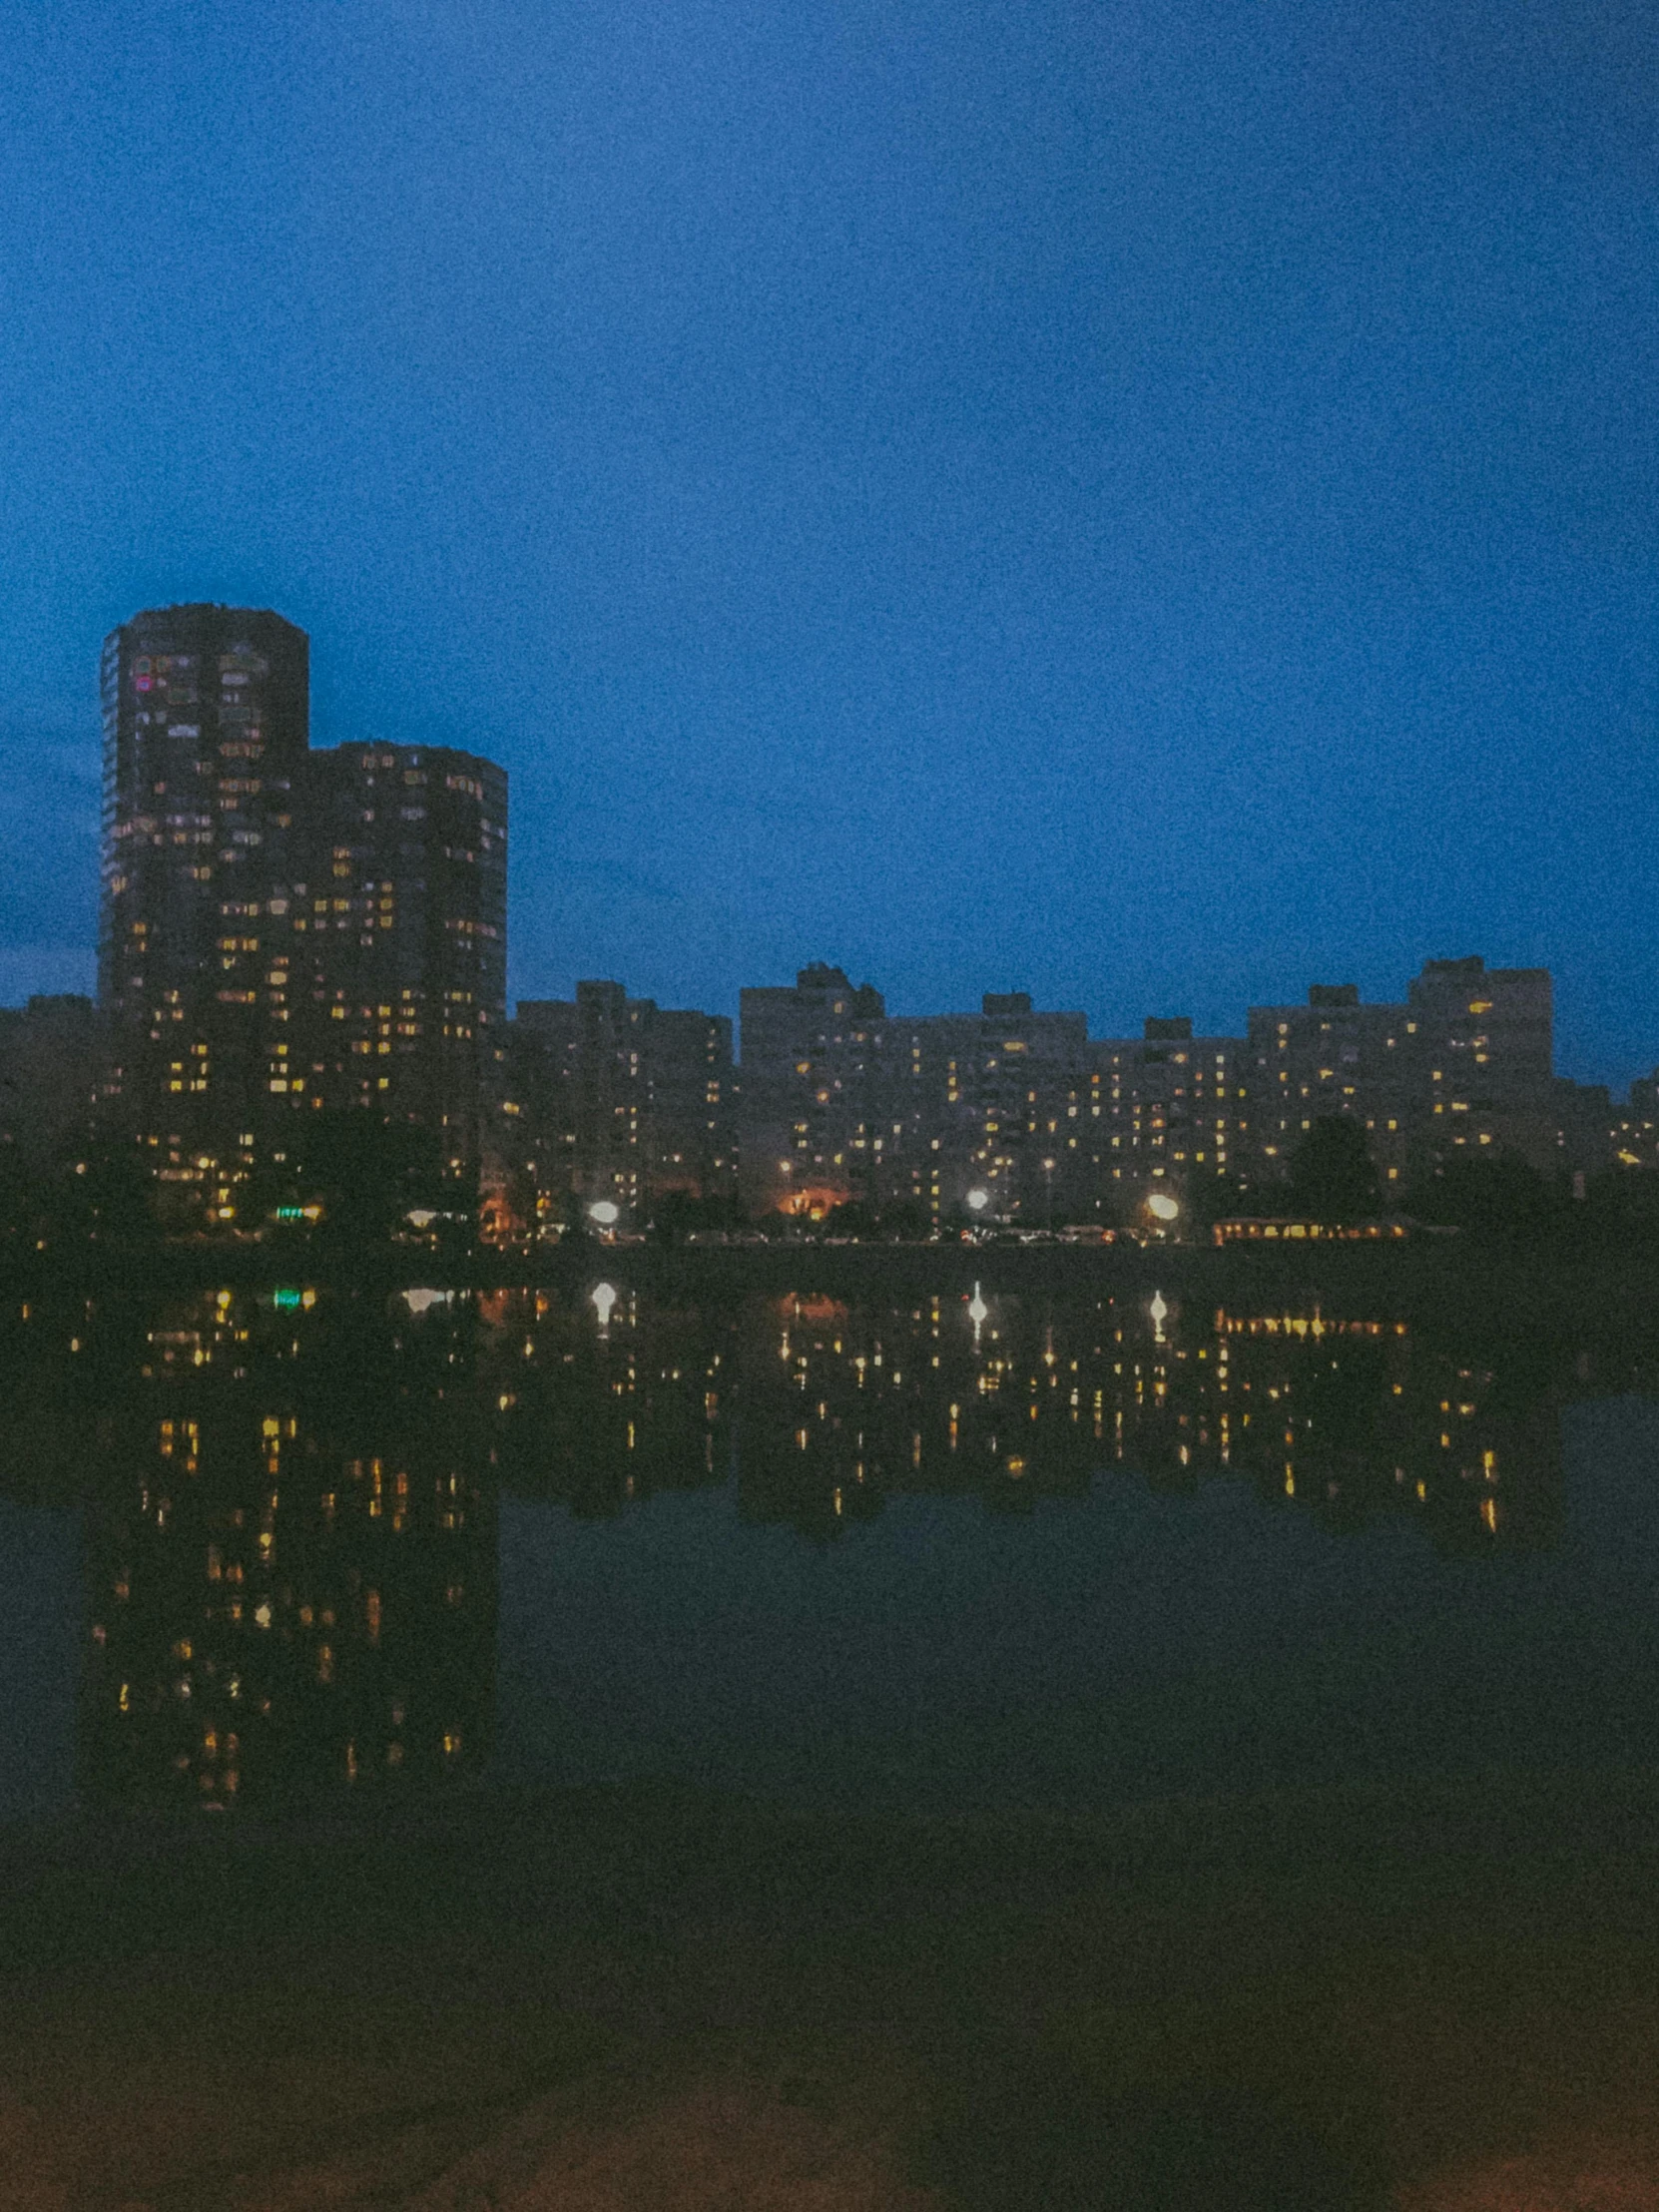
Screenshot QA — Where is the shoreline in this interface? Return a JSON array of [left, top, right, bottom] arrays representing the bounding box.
[[5, 1232, 1658, 1354], [6, 1763, 1659, 2207]]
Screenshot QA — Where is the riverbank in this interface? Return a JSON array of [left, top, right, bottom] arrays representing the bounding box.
[[8, 1227, 1659, 1345], [6, 1765, 1659, 2207]]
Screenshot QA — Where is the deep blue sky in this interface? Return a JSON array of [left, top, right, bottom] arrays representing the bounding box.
[[1, 1, 1654, 1081]]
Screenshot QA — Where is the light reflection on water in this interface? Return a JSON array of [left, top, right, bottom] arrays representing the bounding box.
[[0, 1277, 1655, 1822]]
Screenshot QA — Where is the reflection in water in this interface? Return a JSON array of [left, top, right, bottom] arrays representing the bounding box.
[[488, 1286, 1561, 1553], [76, 1290, 497, 1813], [0, 1275, 1587, 1816]]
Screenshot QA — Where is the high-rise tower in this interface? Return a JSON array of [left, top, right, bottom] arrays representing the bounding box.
[[100, 605, 309, 1184], [293, 742, 507, 1170], [100, 606, 508, 1215]]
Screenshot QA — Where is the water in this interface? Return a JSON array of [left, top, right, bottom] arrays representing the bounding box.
[[2, 1273, 1657, 1827]]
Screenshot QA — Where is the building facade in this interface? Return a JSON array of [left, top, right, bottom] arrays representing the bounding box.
[[1082, 1019, 1256, 1221], [98, 607, 506, 1216], [736, 976, 1250, 1227], [732, 953, 1573, 1228], [1246, 957, 1557, 1196], [292, 743, 507, 1170], [100, 605, 311, 1197], [737, 963, 887, 1217], [872, 993, 1092, 1222], [509, 981, 735, 1227], [1406, 955, 1555, 1173], [0, 993, 104, 1171], [1245, 984, 1418, 1194]]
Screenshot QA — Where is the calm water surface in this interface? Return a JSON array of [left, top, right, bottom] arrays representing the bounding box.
[[2, 1275, 1656, 1827]]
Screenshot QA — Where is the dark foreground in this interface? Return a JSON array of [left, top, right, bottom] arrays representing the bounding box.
[[6, 1766, 1659, 2210]]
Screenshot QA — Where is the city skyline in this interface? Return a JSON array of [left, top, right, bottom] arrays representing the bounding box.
[[1, 4, 1655, 1086], [0, 583, 1650, 1246], [39, 582, 1648, 1242], [5, 607, 1655, 1095], [3, 597, 1656, 1122], [0, 596, 1617, 1248], [5, 15, 1658, 2209]]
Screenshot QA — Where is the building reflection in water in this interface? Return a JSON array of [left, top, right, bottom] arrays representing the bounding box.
[[77, 1286, 497, 1813], [0, 1274, 1573, 1815], [484, 1283, 1564, 1554]]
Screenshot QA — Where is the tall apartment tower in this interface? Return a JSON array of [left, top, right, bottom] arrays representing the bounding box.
[[100, 605, 310, 1180], [295, 744, 507, 1170], [100, 606, 506, 1205]]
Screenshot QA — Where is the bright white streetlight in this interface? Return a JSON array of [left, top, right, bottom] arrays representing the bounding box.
[[1145, 1191, 1180, 1223], [591, 1282, 618, 1329], [588, 1199, 620, 1227], [965, 1188, 990, 1214]]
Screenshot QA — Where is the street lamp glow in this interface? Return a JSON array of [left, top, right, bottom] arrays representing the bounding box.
[[965, 1188, 990, 1214], [591, 1281, 618, 1329], [588, 1199, 620, 1227], [1145, 1191, 1180, 1222]]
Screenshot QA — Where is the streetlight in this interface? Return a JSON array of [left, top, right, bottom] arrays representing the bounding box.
[[591, 1281, 618, 1331], [1145, 1191, 1180, 1224], [966, 1188, 990, 1215], [588, 1198, 620, 1232]]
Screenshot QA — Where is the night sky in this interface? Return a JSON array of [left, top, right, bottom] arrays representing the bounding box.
[[1, 1, 1653, 1080]]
